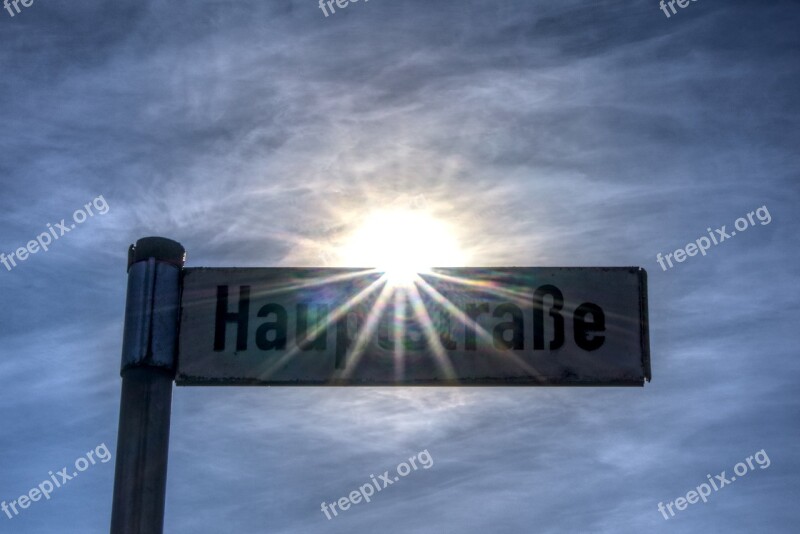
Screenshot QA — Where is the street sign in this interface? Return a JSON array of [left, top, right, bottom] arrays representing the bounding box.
[[177, 267, 650, 386], [114, 237, 653, 534]]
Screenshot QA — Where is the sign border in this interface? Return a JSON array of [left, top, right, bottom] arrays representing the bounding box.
[[175, 266, 651, 387]]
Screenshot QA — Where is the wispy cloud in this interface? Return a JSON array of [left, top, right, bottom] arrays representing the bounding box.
[[1, 0, 798, 532]]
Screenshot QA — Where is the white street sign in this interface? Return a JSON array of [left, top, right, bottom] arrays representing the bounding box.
[[177, 267, 650, 386]]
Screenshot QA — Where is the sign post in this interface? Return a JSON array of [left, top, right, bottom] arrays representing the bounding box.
[[111, 237, 650, 532], [111, 238, 185, 534]]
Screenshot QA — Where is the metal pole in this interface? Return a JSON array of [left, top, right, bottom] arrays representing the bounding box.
[[111, 237, 185, 534]]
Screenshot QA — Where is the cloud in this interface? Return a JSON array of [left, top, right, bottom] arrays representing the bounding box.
[[0, 1, 798, 532]]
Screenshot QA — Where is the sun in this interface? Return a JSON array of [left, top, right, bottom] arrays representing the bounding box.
[[339, 209, 465, 285]]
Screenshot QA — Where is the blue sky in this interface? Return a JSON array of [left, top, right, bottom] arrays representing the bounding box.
[[1, 0, 799, 532]]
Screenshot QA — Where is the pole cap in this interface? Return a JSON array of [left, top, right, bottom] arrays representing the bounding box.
[[128, 237, 186, 270]]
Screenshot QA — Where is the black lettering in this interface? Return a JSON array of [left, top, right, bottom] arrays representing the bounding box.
[[255, 304, 287, 350], [573, 302, 605, 351], [403, 312, 427, 351], [465, 303, 489, 350], [492, 303, 524, 350], [296, 303, 328, 351], [434, 307, 457, 350], [399, 298, 425, 351], [335, 311, 362, 369], [377, 308, 394, 350], [214, 285, 249, 352], [533, 285, 564, 350]]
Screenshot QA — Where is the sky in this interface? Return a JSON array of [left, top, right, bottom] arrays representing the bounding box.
[[1, 0, 799, 532]]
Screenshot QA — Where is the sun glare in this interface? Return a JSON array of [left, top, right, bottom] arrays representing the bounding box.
[[340, 209, 465, 285]]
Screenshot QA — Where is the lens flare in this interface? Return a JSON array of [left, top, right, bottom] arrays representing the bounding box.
[[339, 209, 465, 285]]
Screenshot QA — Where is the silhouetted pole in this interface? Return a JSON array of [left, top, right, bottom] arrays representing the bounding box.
[[111, 237, 185, 534]]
